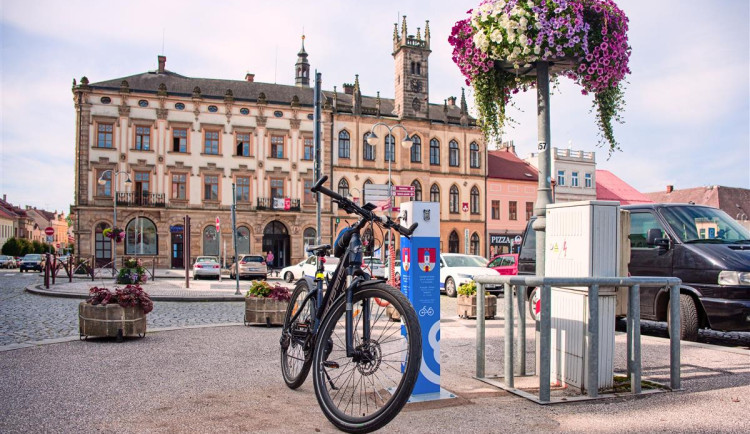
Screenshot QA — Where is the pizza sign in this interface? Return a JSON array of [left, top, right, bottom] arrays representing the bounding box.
[[418, 248, 436, 273]]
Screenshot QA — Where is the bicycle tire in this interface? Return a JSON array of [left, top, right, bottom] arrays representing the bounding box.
[[280, 281, 316, 389], [312, 283, 421, 433]]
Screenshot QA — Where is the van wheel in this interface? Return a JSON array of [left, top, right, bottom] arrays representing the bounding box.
[[284, 271, 294, 283], [668, 294, 699, 342], [528, 287, 541, 322], [445, 278, 457, 298]]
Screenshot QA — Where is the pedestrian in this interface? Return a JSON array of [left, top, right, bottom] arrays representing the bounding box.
[[266, 250, 274, 268]]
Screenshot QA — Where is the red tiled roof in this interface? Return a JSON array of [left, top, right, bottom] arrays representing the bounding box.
[[595, 170, 653, 205], [645, 186, 750, 218], [0, 207, 17, 220], [487, 150, 538, 182]]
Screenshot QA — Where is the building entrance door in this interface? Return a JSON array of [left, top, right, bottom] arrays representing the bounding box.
[[171, 226, 184, 268], [262, 220, 289, 269]]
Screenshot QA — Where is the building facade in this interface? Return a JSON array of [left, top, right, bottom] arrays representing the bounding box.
[[486, 144, 538, 257], [525, 147, 596, 202], [71, 17, 484, 268]]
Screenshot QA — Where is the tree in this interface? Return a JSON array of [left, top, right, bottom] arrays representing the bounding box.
[[18, 238, 33, 256], [31, 240, 44, 254], [1, 237, 20, 256]]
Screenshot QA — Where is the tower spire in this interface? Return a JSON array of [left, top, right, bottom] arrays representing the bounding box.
[[295, 33, 310, 87]]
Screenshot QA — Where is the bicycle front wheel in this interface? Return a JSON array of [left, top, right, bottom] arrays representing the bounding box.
[[312, 283, 421, 433], [280, 280, 315, 389]]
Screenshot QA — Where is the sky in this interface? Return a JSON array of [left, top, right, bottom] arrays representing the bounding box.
[[1, 0, 748, 213]]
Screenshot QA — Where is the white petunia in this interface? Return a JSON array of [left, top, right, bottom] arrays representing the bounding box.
[[519, 34, 528, 46], [534, 45, 541, 55]]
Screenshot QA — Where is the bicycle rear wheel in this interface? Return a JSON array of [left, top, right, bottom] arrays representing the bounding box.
[[312, 283, 421, 433], [280, 280, 316, 389]]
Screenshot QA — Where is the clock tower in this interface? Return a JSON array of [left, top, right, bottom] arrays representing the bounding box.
[[393, 16, 431, 119]]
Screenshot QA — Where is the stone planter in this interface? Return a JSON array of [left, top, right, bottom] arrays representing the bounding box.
[[386, 304, 401, 322], [457, 294, 497, 319], [78, 302, 147, 340], [244, 297, 288, 326]]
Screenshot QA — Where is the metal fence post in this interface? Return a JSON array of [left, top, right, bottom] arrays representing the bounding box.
[[504, 283, 514, 388], [516, 285, 526, 376], [587, 284, 599, 397], [539, 285, 551, 403], [631, 284, 642, 394], [476, 282, 486, 378], [669, 284, 681, 390]]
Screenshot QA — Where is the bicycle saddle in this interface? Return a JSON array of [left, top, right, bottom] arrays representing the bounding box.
[[306, 244, 331, 256]]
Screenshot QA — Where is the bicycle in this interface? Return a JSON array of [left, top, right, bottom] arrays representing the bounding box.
[[280, 175, 422, 433]]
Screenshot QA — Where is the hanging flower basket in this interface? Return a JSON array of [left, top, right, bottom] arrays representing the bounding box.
[[102, 227, 125, 243], [449, 0, 631, 152]]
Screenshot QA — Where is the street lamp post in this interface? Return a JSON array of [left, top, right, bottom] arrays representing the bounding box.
[[98, 170, 132, 277], [367, 122, 412, 285]]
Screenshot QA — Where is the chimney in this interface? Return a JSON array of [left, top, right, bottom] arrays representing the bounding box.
[[245, 73, 255, 82], [447, 96, 457, 106], [666, 185, 674, 193], [2, 194, 5, 202], [158, 55, 166, 74], [343, 83, 354, 95]]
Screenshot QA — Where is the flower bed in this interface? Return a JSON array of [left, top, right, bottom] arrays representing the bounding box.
[[450, 0, 630, 152]]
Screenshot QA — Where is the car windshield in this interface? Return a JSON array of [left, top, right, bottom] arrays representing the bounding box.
[[0, 255, 8, 260], [24, 254, 42, 260], [444, 255, 487, 267], [660, 206, 750, 243], [196, 257, 218, 263], [242, 256, 265, 263]]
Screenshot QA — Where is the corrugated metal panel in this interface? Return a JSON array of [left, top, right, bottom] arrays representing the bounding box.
[[592, 205, 619, 277], [550, 289, 586, 388]]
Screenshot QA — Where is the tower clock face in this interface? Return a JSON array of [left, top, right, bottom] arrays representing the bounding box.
[[410, 79, 423, 93]]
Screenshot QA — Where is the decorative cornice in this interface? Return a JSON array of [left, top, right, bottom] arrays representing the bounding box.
[[256, 115, 267, 127]]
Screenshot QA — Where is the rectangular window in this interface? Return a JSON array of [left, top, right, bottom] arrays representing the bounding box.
[[97, 124, 113, 148], [236, 177, 250, 202], [585, 173, 592, 188], [204, 131, 219, 154], [96, 170, 112, 196], [571, 171, 579, 187], [236, 133, 251, 157], [304, 179, 314, 204], [204, 175, 219, 201], [172, 128, 187, 153], [270, 179, 284, 198], [491, 200, 500, 220], [557, 170, 565, 186], [135, 126, 150, 150], [526, 202, 534, 221], [270, 136, 284, 158], [303, 138, 313, 160], [509, 201, 517, 220], [172, 173, 187, 200]]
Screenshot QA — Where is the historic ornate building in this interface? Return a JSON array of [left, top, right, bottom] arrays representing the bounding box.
[[71, 17, 485, 268]]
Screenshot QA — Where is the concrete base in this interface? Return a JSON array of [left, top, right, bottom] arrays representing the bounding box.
[[407, 387, 457, 403]]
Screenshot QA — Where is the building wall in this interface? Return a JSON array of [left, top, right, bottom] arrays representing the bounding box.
[[0, 216, 13, 248], [486, 178, 537, 256], [526, 147, 597, 202]]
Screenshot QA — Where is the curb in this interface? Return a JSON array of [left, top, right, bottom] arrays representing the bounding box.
[[25, 285, 246, 302]]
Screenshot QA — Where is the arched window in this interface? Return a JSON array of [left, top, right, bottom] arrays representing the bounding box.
[[338, 130, 350, 159], [363, 132, 375, 161], [471, 232, 480, 255], [411, 180, 422, 201], [384, 134, 395, 162], [338, 178, 349, 198], [429, 139, 440, 165], [410, 135, 422, 162], [125, 217, 158, 255], [449, 185, 459, 213], [202, 225, 219, 256], [94, 222, 111, 266], [303, 228, 316, 255], [471, 186, 480, 214], [236, 226, 251, 254], [430, 184, 440, 202], [470, 142, 480, 168], [449, 140, 460, 167], [449, 231, 459, 253]]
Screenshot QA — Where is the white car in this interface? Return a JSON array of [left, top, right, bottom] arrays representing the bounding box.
[[281, 256, 340, 282], [362, 256, 386, 278], [440, 253, 499, 297], [383, 259, 402, 281], [193, 256, 221, 280]]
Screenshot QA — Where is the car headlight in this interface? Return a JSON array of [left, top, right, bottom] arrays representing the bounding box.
[[718, 271, 750, 286], [457, 273, 473, 279]]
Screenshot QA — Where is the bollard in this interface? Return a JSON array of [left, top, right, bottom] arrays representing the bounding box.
[[504, 283, 514, 388], [587, 284, 600, 397], [669, 284, 681, 390], [631, 284, 642, 394], [516, 285, 526, 376], [627, 284, 634, 380], [476, 282, 486, 378], [539, 285, 551, 403]]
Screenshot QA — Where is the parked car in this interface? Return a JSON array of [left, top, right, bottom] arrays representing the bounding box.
[[19, 254, 44, 272], [193, 256, 221, 280], [362, 256, 386, 278], [488, 253, 519, 276], [0, 255, 17, 269], [281, 256, 341, 282], [518, 203, 750, 340], [229, 254, 267, 280], [384, 259, 402, 281], [440, 253, 500, 297]]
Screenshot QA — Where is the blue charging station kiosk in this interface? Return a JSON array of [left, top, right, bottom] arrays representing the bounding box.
[[399, 201, 455, 401]]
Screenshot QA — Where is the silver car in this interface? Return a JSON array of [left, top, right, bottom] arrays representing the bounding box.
[[193, 256, 221, 280], [229, 254, 267, 280], [0, 255, 16, 269]]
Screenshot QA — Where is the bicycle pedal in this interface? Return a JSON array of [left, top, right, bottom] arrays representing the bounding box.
[[322, 361, 340, 369]]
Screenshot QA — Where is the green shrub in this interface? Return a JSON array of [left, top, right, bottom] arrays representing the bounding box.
[[457, 280, 477, 297]]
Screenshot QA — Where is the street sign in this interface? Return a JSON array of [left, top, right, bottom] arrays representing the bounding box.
[[393, 185, 415, 197], [56, 243, 61, 249], [364, 184, 391, 206], [46, 235, 53, 243], [45, 227, 54, 236]]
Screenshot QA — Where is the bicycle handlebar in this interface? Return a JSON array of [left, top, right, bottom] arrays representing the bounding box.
[[311, 175, 418, 237]]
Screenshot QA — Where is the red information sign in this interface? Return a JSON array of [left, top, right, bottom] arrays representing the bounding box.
[[45, 227, 54, 236], [393, 185, 415, 197]]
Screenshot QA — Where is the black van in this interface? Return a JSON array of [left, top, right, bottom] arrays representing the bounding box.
[[518, 203, 750, 341]]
